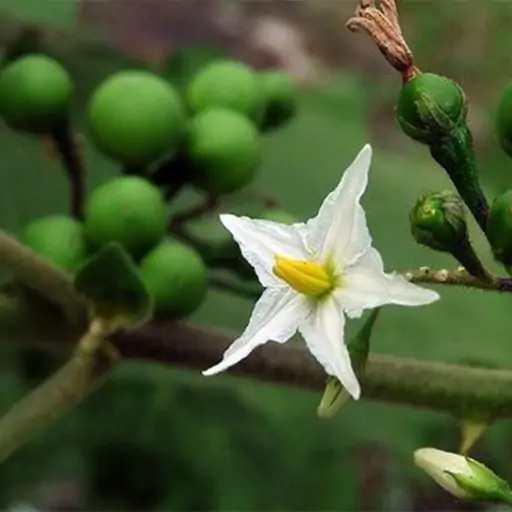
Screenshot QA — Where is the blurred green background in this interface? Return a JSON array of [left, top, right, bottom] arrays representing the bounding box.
[[1, 1, 512, 510]]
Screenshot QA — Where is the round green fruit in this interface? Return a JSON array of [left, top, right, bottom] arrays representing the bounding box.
[[22, 215, 88, 272], [396, 73, 466, 144], [496, 81, 512, 157], [140, 240, 207, 318], [186, 108, 261, 196], [487, 190, 512, 266], [88, 70, 185, 166], [259, 71, 297, 131], [84, 176, 167, 259], [0, 54, 72, 133], [187, 60, 263, 122]]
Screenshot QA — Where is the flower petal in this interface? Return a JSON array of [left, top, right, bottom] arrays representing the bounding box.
[[305, 144, 373, 267], [220, 214, 309, 287], [299, 296, 361, 399], [203, 287, 308, 376], [338, 248, 440, 315]]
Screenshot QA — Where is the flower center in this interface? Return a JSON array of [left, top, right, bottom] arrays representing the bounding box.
[[273, 256, 333, 297]]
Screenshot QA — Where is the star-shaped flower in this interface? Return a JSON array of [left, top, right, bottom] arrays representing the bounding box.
[[203, 144, 439, 398]]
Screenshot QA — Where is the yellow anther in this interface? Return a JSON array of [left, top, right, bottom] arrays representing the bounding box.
[[273, 256, 332, 296]]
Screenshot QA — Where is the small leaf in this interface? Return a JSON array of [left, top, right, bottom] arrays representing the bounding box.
[[74, 243, 152, 328], [317, 308, 380, 419]]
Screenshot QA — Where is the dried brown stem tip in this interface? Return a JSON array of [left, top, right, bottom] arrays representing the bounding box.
[[346, 0, 419, 82]]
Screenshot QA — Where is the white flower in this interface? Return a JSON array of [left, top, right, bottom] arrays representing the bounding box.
[[413, 447, 511, 501], [203, 144, 439, 399]]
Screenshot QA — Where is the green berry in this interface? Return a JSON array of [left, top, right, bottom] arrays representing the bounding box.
[[396, 73, 466, 144], [22, 215, 88, 272], [88, 70, 185, 166], [487, 190, 512, 266], [187, 108, 261, 195], [259, 71, 297, 131], [84, 176, 167, 259], [496, 82, 512, 157], [0, 54, 72, 133], [140, 240, 207, 318], [187, 60, 263, 122]]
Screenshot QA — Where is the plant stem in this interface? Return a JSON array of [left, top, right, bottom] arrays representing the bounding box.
[[0, 230, 85, 323], [50, 123, 86, 221], [0, 319, 116, 463], [3, 292, 512, 420]]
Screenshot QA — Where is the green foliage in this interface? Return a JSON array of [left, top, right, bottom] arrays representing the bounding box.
[[21, 215, 89, 272], [0, 54, 72, 133], [139, 240, 207, 318], [3, 6, 512, 509], [87, 70, 185, 166], [74, 243, 152, 327], [84, 176, 167, 260]]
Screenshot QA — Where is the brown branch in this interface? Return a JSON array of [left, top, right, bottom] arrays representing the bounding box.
[[3, 293, 512, 418], [112, 321, 512, 418]]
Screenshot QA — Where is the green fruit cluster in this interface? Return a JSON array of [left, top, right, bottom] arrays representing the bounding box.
[[1, 51, 300, 319], [22, 176, 208, 319], [84, 59, 298, 196]]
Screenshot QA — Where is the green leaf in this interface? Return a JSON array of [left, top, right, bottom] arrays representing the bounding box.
[[74, 243, 152, 328]]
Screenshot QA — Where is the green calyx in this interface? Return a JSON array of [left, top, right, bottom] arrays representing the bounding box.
[[410, 190, 467, 253], [487, 190, 512, 267], [397, 73, 467, 144], [448, 458, 512, 505]]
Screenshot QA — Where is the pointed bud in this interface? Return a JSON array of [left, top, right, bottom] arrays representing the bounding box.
[[414, 447, 512, 504], [487, 190, 512, 267], [459, 419, 488, 456], [397, 73, 467, 145], [318, 309, 380, 419], [410, 190, 467, 253]]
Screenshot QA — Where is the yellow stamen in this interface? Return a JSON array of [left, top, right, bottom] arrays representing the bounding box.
[[273, 256, 332, 297]]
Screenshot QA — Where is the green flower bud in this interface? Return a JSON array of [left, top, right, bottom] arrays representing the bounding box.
[[487, 190, 512, 266], [397, 73, 467, 144], [414, 447, 512, 504], [410, 190, 466, 253]]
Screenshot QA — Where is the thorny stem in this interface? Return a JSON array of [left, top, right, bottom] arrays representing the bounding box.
[[48, 123, 86, 221], [346, 0, 420, 82], [208, 266, 512, 301]]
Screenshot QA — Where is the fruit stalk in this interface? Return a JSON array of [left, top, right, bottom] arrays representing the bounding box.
[[429, 127, 488, 234], [0, 321, 116, 463], [51, 122, 85, 220]]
